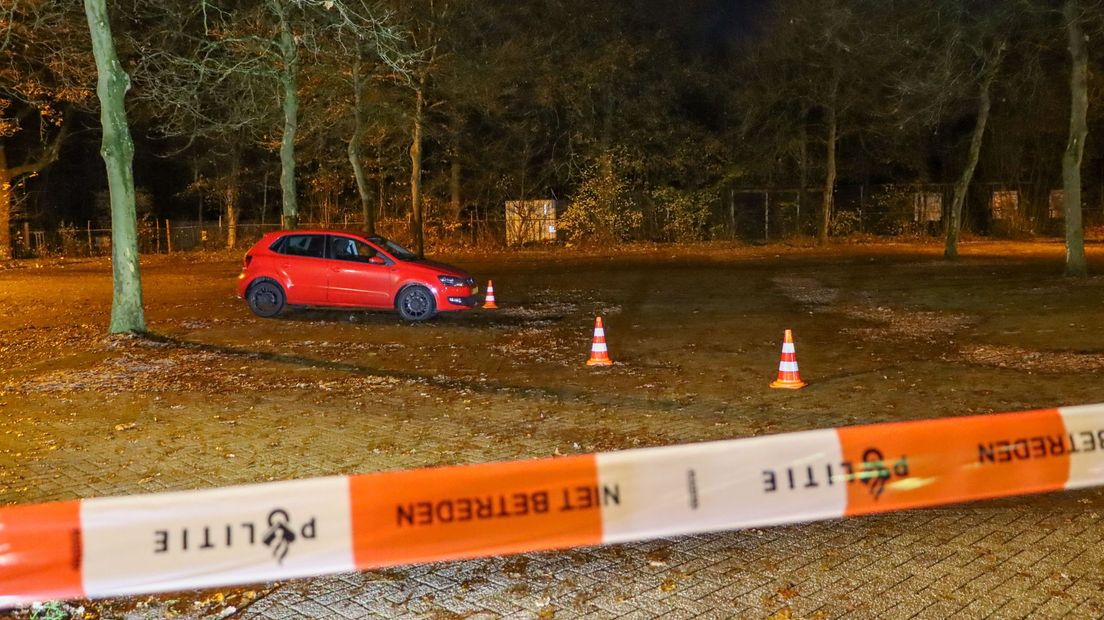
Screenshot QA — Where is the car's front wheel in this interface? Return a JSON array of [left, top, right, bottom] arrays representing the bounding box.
[[247, 280, 286, 318], [396, 286, 437, 321]]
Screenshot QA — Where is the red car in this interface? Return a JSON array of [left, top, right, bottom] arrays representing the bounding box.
[[236, 231, 479, 321]]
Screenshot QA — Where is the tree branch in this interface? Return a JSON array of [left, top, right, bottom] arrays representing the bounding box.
[[8, 123, 68, 179]]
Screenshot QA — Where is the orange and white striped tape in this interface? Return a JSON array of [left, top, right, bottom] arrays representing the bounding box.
[[3, 403, 1104, 607]]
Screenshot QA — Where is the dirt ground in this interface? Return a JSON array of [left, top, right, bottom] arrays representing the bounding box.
[[3, 240, 1104, 619]]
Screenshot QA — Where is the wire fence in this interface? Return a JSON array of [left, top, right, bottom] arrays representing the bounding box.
[[719, 183, 1104, 242], [12, 183, 1104, 258], [12, 215, 511, 258]]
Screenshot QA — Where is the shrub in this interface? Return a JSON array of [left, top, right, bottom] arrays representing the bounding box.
[[828, 209, 862, 237], [650, 187, 717, 242], [560, 157, 642, 243], [58, 222, 82, 256]]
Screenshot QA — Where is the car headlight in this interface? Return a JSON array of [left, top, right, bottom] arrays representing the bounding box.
[[438, 275, 466, 287]]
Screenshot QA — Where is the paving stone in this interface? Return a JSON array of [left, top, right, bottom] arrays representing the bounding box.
[[5, 255, 1104, 619]]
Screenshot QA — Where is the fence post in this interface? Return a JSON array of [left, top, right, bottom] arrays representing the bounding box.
[[22, 222, 30, 253], [87, 221, 93, 255], [859, 184, 865, 233], [166, 220, 173, 253], [763, 191, 769, 241], [262, 172, 268, 226], [795, 189, 803, 238]]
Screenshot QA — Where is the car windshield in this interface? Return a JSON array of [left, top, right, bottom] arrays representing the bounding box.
[[368, 236, 419, 261]]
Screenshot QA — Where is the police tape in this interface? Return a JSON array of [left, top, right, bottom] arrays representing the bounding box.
[[3, 402, 1104, 607]]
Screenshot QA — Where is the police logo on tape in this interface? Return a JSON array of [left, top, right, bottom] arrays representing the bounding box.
[[761, 446, 910, 500], [153, 507, 318, 564]]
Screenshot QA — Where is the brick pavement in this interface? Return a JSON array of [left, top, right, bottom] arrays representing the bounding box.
[[4, 251, 1104, 618]]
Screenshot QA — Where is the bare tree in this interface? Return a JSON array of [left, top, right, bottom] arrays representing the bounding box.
[[84, 0, 145, 333], [1062, 0, 1089, 277], [136, 0, 415, 231], [943, 49, 1002, 260], [0, 1, 91, 259], [906, 3, 1015, 260], [374, 0, 484, 256], [0, 118, 68, 260], [737, 0, 892, 244], [296, 42, 408, 236], [408, 65, 430, 256], [133, 3, 282, 244], [348, 56, 377, 234]]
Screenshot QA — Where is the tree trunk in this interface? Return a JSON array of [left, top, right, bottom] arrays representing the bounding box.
[[225, 150, 240, 249], [797, 118, 808, 238], [377, 141, 386, 223], [84, 0, 146, 334], [1063, 0, 1089, 277], [276, 6, 300, 229], [0, 146, 10, 261], [226, 198, 238, 249], [519, 138, 529, 201], [349, 138, 374, 235], [945, 65, 996, 260], [0, 128, 67, 260], [409, 86, 425, 258], [600, 92, 615, 176], [818, 105, 837, 246], [450, 153, 461, 220], [448, 117, 462, 220], [348, 59, 375, 235]]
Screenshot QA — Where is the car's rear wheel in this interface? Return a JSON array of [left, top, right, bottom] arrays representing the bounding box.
[[248, 280, 286, 318], [396, 286, 436, 321]]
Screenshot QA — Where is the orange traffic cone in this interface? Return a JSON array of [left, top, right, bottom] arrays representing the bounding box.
[[483, 280, 498, 309], [769, 329, 807, 389], [586, 317, 613, 366]]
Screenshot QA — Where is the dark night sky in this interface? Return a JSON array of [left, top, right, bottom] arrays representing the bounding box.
[[698, 0, 769, 47], [24, 113, 192, 227]]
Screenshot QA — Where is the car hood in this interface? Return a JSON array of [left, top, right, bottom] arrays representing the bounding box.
[[406, 259, 471, 279]]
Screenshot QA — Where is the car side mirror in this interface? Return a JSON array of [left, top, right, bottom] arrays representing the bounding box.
[[368, 255, 387, 265]]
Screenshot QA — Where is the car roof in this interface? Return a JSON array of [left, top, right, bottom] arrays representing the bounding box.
[[255, 230, 393, 252], [270, 229, 366, 236]]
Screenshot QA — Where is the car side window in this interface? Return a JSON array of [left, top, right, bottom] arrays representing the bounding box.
[[279, 234, 325, 258], [328, 236, 381, 263]]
